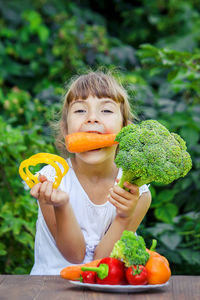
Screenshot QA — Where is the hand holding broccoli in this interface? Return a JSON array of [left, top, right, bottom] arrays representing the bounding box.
[[108, 181, 139, 219]]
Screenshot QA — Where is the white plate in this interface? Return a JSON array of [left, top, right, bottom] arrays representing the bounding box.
[[68, 280, 169, 293]]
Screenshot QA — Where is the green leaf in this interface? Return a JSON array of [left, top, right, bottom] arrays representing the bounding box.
[[147, 223, 174, 236], [180, 177, 193, 190], [151, 189, 177, 208], [167, 69, 179, 81], [155, 203, 178, 223], [168, 113, 189, 128], [38, 26, 49, 43], [180, 127, 199, 147], [179, 249, 200, 265], [160, 232, 182, 250], [164, 250, 182, 264], [0, 242, 7, 256], [12, 219, 24, 235], [12, 266, 28, 275], [16, 232, 34, 248]]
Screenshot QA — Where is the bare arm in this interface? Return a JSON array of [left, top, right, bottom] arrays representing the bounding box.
[[93, 183, 151, 259], [31, 181, 86, 263], [93, 216, 130, 259], [54, 203, 86, 263], [127, 191, 151, 232]]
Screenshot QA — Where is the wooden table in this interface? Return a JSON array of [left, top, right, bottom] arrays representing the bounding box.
[[0, 275, 199, 300]]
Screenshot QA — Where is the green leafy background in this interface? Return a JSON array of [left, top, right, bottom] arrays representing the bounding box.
[[0, 0, 199, 275]]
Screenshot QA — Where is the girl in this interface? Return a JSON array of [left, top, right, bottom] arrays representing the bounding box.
[[30, 70, 151, 275]]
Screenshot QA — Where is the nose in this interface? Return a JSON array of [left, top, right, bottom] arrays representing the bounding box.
[[86, 110, 99, 124], [87, 119, 99, 123]]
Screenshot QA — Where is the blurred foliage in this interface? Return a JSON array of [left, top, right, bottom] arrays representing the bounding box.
[[84, 0, 200, 51], [0, 0, 199, 275]]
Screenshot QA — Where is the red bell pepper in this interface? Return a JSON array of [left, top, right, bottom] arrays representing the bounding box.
[[125, 265, 148, 285], [80, 271, 96, 284], [81, 257, 126, 285]]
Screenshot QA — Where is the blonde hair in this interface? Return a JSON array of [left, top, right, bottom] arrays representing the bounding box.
[[53, 69, 135, 156]]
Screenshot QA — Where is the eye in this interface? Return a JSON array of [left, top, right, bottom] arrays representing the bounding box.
[[101, 109, 113, 113], [74, 109, 86, 113]]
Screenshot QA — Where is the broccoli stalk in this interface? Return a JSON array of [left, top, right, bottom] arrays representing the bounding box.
[[110, 230, 150, 267], [118, 171, 147, 188], [115, 120, 192, 188]]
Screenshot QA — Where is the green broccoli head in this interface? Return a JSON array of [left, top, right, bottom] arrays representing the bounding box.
[[110, 230, 150, 267], [115, 120, 192, 187]]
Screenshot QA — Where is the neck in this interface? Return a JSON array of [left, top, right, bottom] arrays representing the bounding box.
[[71, 155, 118, 182]]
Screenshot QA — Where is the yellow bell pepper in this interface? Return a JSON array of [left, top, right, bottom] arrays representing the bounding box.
[[19, 153, 69, 189]]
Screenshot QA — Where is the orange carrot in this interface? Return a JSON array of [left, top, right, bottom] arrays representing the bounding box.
[[60, 259, 101, 281], [65, 132, 118, 153]]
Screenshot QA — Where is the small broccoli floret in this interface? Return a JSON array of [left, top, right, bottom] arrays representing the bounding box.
[[115, 120, 192, 188], [110, 230, 150, 267]]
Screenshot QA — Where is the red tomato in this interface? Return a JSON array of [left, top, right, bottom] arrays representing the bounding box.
[[125, 265, 148, 285], [81, 271, 96, 284]]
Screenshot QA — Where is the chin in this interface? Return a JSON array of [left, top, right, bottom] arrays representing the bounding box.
[[78, 148, 111, 164]]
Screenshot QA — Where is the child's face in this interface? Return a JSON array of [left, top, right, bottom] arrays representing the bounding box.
[[67, 95, 123, 135], [66, 95, 123, 163]]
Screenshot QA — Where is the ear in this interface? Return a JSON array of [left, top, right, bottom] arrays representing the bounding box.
[[60, 121, 68, 137]]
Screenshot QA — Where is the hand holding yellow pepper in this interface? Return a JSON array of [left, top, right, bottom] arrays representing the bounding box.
[[19, 153, 69, 189]]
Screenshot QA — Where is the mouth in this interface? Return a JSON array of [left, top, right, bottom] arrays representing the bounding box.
[[89, 148, 101, 151], [85, 131, 103, 134], [81, 131, 104, 152], [86, 131, 102, 151]]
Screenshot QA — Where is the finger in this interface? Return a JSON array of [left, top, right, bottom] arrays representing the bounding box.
[[111, 185, 133, 200], [108, 194, 128, 211], [44, 181, 53, 202], [39, 181, 49, 200], [113, 183, 139, 198], [108, 193, 138, 219], [30, 182, 42, 199], [123, 182, 139, 195], [57, 190, 69, 205], [50, 189, 66, 207], [41, 188, 57, 206], [50, 189, 59, 204], [109, 188, 130, 206]]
